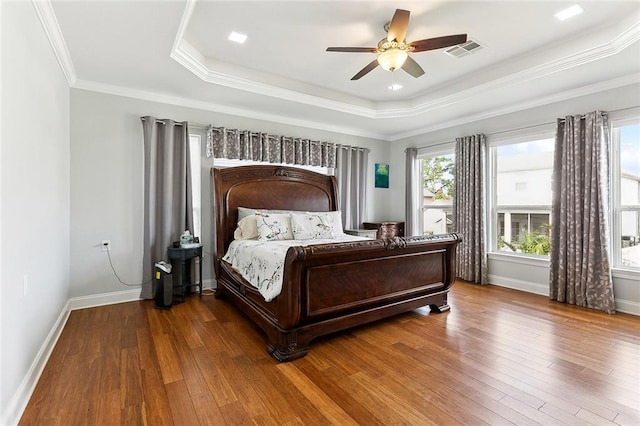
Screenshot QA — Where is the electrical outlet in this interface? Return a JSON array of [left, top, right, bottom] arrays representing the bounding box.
[[102, 240, 111, 252]]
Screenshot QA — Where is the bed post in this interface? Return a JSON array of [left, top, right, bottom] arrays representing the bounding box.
[[266, 332, 311, 362]]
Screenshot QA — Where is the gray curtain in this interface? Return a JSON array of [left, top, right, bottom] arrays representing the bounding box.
[[454, 134, 488, 284], [335, 145, 369, 229], [405, 148, 419, 236], [140, 116, 193, 299], [549, 111, 615, 314], [206, 125, 336, 168]]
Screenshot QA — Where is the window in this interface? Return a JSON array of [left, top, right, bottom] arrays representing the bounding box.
[[491, 138, 554, 255], [189, 135, 202, 239], [420, 153, 454, 235], [612, 120, 640, 269]]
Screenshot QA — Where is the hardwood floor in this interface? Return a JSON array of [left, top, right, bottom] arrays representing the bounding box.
[[20, 282, 640, 425]]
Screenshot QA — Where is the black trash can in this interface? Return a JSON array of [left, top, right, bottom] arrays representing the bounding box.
[[154, 262, 173, 310]]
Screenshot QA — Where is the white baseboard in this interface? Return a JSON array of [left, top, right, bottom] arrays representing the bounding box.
[[614, 299, 640, 316], [67, 288, 142, 310], [203, 278, 216, 290], [4, 289, 142, 426], [489, 274, 640, 316], [4, 280, 219, 425], [488, 274, 548, 296], [2, 300, 71, 426]]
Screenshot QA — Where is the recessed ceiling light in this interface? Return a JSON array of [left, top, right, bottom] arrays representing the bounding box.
[[228, 31, 247, 44], [388, 84, 403, 91], [555, 5, 584, 21]]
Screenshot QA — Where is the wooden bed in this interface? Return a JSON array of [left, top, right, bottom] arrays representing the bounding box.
[[211, 165, 461, 361]]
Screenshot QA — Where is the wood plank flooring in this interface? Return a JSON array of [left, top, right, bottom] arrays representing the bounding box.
[[20, 282, 640, 425]]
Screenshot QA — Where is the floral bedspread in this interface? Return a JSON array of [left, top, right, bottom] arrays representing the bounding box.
[[222, 235, 367, 302]]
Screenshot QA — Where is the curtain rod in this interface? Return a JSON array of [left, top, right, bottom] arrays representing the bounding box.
[[140, 117, 184, 126], [557, 111, 608, 122]]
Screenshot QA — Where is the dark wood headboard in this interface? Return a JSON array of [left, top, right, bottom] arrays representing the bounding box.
[[211, 165, 339, 262]]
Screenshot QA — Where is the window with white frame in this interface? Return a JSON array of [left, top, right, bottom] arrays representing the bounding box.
[[491, 138, 554, 256], [420, 152, 455, 236], [189, 134, 202, 240], [612, 119, 640, 269]]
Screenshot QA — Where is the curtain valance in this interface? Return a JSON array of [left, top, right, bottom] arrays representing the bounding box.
[[206, 125, 337, 168]]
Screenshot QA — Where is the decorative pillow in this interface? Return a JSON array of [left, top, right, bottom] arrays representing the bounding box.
[[318, 210, 344, 236], [291, 211, 343, 240], [256, 213, 294, 241], [237, 207, 302, 223], [233, 215, 258, 240]]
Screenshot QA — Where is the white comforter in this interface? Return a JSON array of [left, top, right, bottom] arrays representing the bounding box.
[[222, 235, 368, 302]]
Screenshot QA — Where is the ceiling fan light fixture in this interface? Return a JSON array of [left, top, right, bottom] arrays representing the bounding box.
[[377, 48, 408, 71]]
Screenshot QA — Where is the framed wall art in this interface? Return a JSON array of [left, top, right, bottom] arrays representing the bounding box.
[[374, 163, 389, 188]]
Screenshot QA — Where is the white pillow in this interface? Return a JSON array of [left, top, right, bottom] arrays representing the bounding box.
[[291, 211, 343, 240], [256, 213, 294, 241], [238, 206, 301, 222], [319, 210, 344, 236], [233, 215, 258, 240]]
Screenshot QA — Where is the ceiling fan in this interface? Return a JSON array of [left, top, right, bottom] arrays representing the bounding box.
[[326, 9, 467, 80]]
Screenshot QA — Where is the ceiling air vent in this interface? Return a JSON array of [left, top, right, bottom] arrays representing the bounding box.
[[444, 39, 484, 58]]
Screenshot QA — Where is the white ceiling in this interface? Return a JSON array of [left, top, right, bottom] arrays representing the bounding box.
[[46, 1, 640, 140]]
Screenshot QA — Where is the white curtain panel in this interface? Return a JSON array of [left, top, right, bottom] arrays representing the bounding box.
[[405, 148, 419, 237]]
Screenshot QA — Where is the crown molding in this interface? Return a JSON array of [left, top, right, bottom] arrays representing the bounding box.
[[377, 21, 640, 119], [171, 39, 378, 119], [390, 73, 640, 141], [71, 79, 386, 140], [172, 2, 640, 121], [31, 0, 77, 86], [33, 0, 640, 142]]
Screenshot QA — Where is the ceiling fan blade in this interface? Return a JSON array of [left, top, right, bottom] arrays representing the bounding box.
[[410, 34, 467, 52], [351, 59, 379, 80], [326, 47, 377, 53], [402, 56, 425, 78], [386, 9, 410, 42]]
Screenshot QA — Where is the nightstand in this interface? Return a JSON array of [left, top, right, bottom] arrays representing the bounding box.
[[167, 245, 203, 300], [344, 229, 378, 238]]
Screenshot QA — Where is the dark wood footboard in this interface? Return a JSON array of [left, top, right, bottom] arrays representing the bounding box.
[[215, 234, 460, 361]]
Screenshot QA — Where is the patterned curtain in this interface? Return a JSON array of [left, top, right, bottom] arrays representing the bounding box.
[[549, 111, 615, 314], [454, 134, 488, 284], [405, 148, 419, 237], [206, 125, 336, 168]]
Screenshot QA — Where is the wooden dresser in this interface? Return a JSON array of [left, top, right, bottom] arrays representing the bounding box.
[[362, 221, 405, 239]]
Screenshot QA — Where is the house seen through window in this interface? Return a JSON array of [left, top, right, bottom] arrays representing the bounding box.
[[421, 153, 455, 236], [492, 138, 554, 256], [418, 120, 639, 269], [613, 121, 640, 269]]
